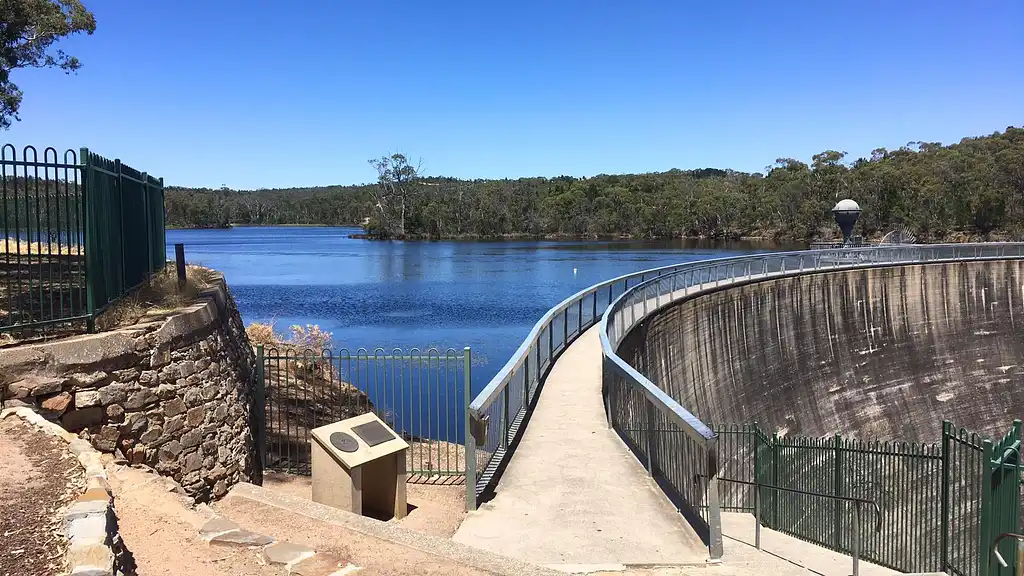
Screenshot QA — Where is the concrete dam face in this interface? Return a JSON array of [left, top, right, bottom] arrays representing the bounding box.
[[619, 259, 1024, 442]]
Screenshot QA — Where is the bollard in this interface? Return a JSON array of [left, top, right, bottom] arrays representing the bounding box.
[[175, 243, 186, 290]]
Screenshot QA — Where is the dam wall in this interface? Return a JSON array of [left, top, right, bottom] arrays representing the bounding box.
[[618, 259, 1024, 442]]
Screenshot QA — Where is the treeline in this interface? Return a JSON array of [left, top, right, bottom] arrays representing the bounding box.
[[165, 126, 1024, 241]]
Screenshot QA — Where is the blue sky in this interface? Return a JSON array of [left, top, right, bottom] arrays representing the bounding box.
[[5, 0, 1022, 189]]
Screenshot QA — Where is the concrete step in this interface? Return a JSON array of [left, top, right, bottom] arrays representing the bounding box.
[[215, 482, 565, 576]]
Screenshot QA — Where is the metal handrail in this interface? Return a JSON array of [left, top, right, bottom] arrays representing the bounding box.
[[717, 477, 882, 576], [595, 242, 1024, 562], [992, 532, 1024, 568]]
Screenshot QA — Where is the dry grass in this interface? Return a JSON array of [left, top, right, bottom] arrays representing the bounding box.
[[93, 264, 218, 331], [0, 238, 83, 256]]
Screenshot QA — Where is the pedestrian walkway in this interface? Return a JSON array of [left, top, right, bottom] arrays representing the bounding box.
[[453, 326, 708, 570]]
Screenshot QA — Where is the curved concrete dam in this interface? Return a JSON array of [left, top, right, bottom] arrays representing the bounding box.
[[619, 259, 1024, 441]]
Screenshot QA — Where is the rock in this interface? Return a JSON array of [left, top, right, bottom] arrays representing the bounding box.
[[112, 368, 141, 382], [178, 361, 197, 378], [125, 389, 157, 411], [187, 406, 205, 427], [63, 407, 105, 431], [291, 554, 348, 576], [207, 464, 228, 481], [105, 404, 125, 423], [163, 398, 187, 417], [183, 388, 203, 408], [158, 440, 182, 462], [0, 397, 35, 409], [139, 370, 159, 386], [9, 375, 63, 397], [139, 426, 162, 444], [262, 542, 315, 566], [97, 383, 128, 406], [163, 415, 184, 436], [213, 479, 229, 498], [181, 451, 203, 473], [202, 440, 218, 455], [69, 439, 94, 456], [128, 446, 147, 465], [120, 413, 148, 435], [75, 390, 102, 408], [181, 429, 203, 449], [213, 404, 229, 422], [150, 347, 170, 369], [196, 357, 211, 372], [93, 426, 120, 452], [40, 392, 72, 413], [200, 385, 219, 401], [198, 516, 239, 538], [68, 371, 110, 388], [155, 383, 177, 400]]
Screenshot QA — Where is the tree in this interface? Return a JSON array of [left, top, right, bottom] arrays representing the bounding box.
[[368, 153, 422, 238], [0, 0, 96, 129]]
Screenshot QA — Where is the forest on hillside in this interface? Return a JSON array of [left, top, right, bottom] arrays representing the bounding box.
[[165, 126, 1024, 242]]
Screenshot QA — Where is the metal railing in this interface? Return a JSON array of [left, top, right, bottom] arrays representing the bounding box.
[[259, 345, 471, 482], [599, 242, 1024, 564], [718, 477, 882, 576], [0, 145, 165, 336]]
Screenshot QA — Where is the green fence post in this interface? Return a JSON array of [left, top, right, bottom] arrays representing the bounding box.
[[771, 432, 779, 527], [142, 171, 152, 277], [254, 345, 266, 474], [980, 438, 994, 576], [834, 433, 843, 551], [114, 159, 125, 290], [158, 177, 166, 269], [940, 421, 951, 572], [80, 148, 97, 332], [463, 347, 476, 511]]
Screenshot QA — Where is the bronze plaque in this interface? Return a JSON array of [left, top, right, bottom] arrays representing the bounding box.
[[352, 420, 395, 447], [329, 431, 359, 453]]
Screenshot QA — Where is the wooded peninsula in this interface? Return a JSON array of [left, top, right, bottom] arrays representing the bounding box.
[[166, 126, 1024, 242]]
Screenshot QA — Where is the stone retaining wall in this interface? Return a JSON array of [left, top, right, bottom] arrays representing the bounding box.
[[0, 272, 258, 502]]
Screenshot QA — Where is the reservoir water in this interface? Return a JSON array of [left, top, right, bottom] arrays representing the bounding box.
[[167, 226, 793, 391]]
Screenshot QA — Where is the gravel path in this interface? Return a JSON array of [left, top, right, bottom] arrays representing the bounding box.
[[0, 417, 84, 576]]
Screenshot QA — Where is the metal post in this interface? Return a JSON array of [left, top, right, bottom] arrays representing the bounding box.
[[175, 243, 186, 290], [592, 290, 598, 324], [502, 378, 510, 451], [940, 421, 952, 571], [80, 148, 97, 332], [645, 401, 656, 475], [852, 501, 861, 576], [141, 171, 153, 277], [706, 444, 724, 560], [254, 345, 266, 471], [754, 481, 762, 550], [114, 159, 125, 291], [464, 347, 477, 511], [834, 434, 843, 550]]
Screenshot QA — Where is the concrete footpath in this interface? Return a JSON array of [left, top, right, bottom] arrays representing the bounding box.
[[453, 326, 708, 570]]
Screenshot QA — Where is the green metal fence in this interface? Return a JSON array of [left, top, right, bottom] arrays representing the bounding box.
[[256, 345, 471, 483], [714, 420, 1022, 576], [0, 145, 165, 336]]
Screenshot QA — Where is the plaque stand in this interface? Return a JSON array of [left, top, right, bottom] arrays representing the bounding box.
[[310, 413, 410, 520]]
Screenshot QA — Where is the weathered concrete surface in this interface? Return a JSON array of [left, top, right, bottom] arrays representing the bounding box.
[[454, 326, 707, 566], [621, 260, 1024, 441]]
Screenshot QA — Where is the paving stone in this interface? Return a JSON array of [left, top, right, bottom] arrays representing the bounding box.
[[66, 541, 114, 576], [198, 516, 240, 538], [66, 514, 110, 546], [262, 541, 315, 566], [69, 438, 95, 456], [208, 529, 275, 547], [290, 553, 350, 576]]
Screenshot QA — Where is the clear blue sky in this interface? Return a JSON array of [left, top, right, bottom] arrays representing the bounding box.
[[6, 0, 1023, 189]]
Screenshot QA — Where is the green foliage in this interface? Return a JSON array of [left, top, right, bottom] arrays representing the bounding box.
[[166, 126, 1024, 242], [0, 0, 96, 129]]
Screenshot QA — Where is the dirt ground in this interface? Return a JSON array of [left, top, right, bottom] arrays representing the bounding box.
[[0, 417, 84, 576], [262, 471, 467, 538]]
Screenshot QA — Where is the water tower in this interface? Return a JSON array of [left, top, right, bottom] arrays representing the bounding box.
[[832, 199, 861, 246]]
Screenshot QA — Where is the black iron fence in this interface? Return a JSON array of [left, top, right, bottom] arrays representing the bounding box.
[[0, 145, 165, 337]]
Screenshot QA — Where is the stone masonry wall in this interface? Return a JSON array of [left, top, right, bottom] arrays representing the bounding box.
[[0, 272, 258, 502]]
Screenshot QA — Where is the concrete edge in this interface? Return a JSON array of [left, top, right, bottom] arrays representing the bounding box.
[[226, 482, 564, 576], [2, 407, 120, 576]]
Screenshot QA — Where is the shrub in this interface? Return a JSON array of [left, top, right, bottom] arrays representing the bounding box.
[[246, 321, 279, 347], [288, 324, 333, 351]]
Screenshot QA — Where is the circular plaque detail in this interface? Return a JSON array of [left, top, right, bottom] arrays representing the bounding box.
[[329, 432, 359, 453]]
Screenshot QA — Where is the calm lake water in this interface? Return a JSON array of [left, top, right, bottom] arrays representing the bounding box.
[[167, 226, 796, 392]]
